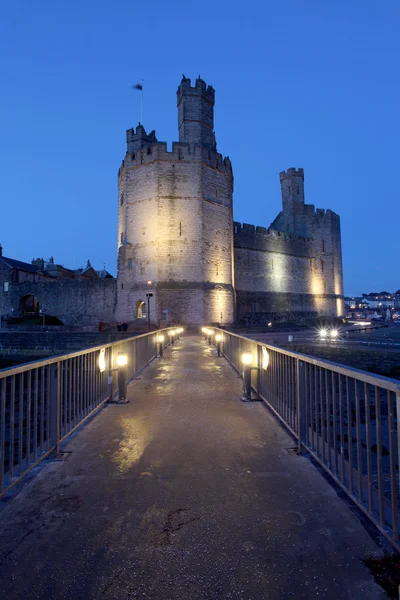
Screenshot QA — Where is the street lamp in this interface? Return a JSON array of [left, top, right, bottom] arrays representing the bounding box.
[[158, 334, 164, 357], [241, 352, 253, 401], [170, 329, 175, 345], [208, 329, 213, 345], [146, 281, 153, 332], [215, 333, 222, 356], [117, 352, 128, 403]]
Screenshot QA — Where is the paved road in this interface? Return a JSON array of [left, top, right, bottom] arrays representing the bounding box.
[[0, 336, 389, 599]]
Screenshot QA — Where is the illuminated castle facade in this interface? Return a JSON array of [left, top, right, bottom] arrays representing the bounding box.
[[116, 76, 344, 326]]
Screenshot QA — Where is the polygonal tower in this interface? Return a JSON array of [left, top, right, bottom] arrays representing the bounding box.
[[115, 76, 235, 326]]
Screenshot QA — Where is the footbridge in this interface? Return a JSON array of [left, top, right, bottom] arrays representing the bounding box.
[[0, 330, 399, 599]]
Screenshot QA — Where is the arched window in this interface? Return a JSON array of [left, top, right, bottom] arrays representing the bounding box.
[[135, 300, 146, 319]]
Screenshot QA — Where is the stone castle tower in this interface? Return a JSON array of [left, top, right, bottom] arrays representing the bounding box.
[[116, 76, 235, 326]]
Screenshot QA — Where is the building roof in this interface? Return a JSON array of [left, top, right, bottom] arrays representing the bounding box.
[[0, 256, 41, 274], [96, 269, 114, 279]]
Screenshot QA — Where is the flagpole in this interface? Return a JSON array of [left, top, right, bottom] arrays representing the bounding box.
[[141, 79, 144, 125]]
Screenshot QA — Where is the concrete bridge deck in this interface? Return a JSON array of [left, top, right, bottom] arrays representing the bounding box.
[[0, 336, 390, 599]]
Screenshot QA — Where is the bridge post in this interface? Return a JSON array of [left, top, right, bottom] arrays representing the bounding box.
[[49, 363, 60, 455], [257, 345, 262, 397], [108, 347, 116, 401], [296, 359, 307, 454]]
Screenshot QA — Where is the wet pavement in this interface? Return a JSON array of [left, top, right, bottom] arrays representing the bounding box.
[[0, 336, 390, 599]]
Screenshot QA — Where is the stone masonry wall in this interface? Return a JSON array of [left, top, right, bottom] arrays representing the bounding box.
[[0, 279, 116, 326]]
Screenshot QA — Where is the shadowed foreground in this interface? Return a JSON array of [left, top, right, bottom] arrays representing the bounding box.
[[0, 336, 389, 599]]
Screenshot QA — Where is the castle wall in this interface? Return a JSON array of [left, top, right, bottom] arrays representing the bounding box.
[[0, 279, 116, 326], [233, 221, 342, 323]]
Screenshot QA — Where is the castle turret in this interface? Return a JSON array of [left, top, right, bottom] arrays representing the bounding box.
[[126, 125, 157, 153], [116, 77, 234, 326], [279, 168, 306, 236], [177, 76, 216, 149]]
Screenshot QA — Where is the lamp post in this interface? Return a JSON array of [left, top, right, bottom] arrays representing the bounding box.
[[208, 329, 212, 345], [158, 334, 164, 357], [117, 352, 128, 403], [146, 280, 153, 332], [241, 352, 253, 402], [170, 329, 175, 345], [215, 333, 222, 357], [39, 306, 46, 330]]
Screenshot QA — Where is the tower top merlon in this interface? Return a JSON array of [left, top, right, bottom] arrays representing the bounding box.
[[176, 76, 215, 105], [176, 76, 216, 149], [126, 124, 157, 154], [279, 167, 304, 182]]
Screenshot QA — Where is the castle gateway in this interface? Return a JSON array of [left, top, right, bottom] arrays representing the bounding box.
[[115, 76, 344, 326]]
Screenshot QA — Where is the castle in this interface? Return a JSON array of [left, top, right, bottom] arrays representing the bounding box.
[[115, 76, 344, 326], [0, 76, 344, 327]]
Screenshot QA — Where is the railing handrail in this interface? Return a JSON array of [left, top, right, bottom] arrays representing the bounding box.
[[212, 327, 400, 551], [218, 329, 400, 392], [0, 327, 172, 378]]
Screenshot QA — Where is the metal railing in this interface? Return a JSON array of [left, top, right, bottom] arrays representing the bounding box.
[[0, 329, 171, 497], [214, 328, 400, 551]]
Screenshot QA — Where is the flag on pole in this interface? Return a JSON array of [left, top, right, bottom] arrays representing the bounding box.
[[132, 83, 143, 90]]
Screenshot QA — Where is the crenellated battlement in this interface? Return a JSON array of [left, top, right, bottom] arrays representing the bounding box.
[[118, 141, 232, 178], [279, 167, 304, 182], [233, 222, 314, 258], [233, 222, 311, 243], [177, 76, 215, 105]]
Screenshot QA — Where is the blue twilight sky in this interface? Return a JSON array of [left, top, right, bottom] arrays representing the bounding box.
[[0, 1, 399, 295]]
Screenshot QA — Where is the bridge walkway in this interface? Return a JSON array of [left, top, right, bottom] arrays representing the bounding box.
[[0, 336, 388, 599]]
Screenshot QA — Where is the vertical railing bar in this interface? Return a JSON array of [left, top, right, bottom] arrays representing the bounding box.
[[346, 376, 353, 493], [315, 366, 319, 457], [332, 371, 338, 476], [46, 365, 51, 451], [320, 368, 325, 463], [0, 378, 6, 492], [27, 371, 33, 466], [387, 390, 398, 539], [87, 352, 91, 412], [396, 391, 400, 541], [339, 374, 344, 482], [375, 386, 385, 526], [33, 368, 38, 462], [9, 375, 15, 481], [284, 354, 287, 423], [63, 360, 68, 437], [78, 355, 82, 422], [18, 373, 24, 476], [292, 357, 296, 429], [325, 369, 330, 469], [92, 352, 96, 406], [83, 353, 88, 416], [310, 364, 315, 450], [364, 382, 373, 514], [355, 379, 362, 503], [68, 358, 72, 431], [74, 357, 79, 426], [305, 363, 310, 445], [89, 352, 93, 408], [40, 368, 45, 455]]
